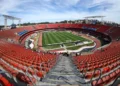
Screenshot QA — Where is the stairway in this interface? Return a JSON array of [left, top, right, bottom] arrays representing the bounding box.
[[38, 55, 91, 86]]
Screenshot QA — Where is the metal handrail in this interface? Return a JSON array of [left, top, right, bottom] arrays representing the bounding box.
[[0, 70, 18, 85], [72, 58, 102, 85], [111, 74, 120, 86], [40, 62, 48, 69], [89, 68, 102, 85], [79, 62, 88, 78], [25, 66, 37, 86], [75, 68, 102, 84], [39, 56, 58, 72], [0, 71, 13, 78], [27, 65, 39, 81]]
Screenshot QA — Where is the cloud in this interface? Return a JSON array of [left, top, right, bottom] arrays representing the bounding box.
[[0, 0, 120, 25], [0, 0, 24, 14]]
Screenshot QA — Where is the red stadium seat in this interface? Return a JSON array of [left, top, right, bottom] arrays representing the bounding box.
[[16, 72, 36, 84], [0, 74, 13, 86], [92, 79, 104, 86], [36, 72, 45, 78]]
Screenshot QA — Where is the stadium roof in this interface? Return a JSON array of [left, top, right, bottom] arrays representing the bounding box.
[[85, 16, 105, 19], [2, 15, 21, 20]]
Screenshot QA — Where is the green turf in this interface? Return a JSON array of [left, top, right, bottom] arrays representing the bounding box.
[[42, 31, 87, 46], [64, 43, 75, 46], [42, 31, 92, 50], [43, 45, 60, 49]]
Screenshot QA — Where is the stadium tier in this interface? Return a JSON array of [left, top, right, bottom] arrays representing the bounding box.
[[0, 23, 120, 86]]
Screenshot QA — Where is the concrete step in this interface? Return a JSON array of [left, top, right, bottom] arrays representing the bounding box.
[[45, 74, 83, 80], [49, 71, 81, 75], [42, 55, 88, 86], [36, 82, 56, 86], [42, 78, 91, 86], [50, 69, 80, 74], [42, 78, 79, 85]]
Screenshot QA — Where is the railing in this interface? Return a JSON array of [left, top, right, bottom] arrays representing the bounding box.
[[76, 68, 102, 85], [0, 71, 13, 78], [25, 54, 63, 86], [25, 66, 37, 86], [111, 74, 120, 86], [0, 70, 15, 85], [72, 60, 102, 85]]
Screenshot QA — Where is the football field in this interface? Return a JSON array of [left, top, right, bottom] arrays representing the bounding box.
[[42, 31, 89, 49]]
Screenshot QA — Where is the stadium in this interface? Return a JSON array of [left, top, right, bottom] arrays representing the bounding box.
[[0, 0, 120, 86]]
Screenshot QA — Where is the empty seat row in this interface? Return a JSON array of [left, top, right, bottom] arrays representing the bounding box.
[[73, 41, 120, 85], [0, 74, 13, 86], [92, 68, 120, 86], [0, 40, 57, 85]]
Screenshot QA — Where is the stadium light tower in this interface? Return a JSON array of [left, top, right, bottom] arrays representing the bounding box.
[[2, 15, 21, 28], [84, 16, 105, 24]]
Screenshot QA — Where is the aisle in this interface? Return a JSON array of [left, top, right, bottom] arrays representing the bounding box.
[[41, 55, 91, 86]]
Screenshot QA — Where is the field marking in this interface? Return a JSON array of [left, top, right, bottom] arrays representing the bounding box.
[[42, 31, 90, 49]]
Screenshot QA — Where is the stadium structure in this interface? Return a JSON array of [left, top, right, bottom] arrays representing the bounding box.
[[0, 15, 120, 86]]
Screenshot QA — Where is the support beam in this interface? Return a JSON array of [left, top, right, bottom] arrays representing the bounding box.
[[101, 17, 104, 24], [12, 19, 14, 24], [85, 18, 89, 24], [4, 17, 7, 28], [19, 19, 21, 27], [2, 14, 21, 28]]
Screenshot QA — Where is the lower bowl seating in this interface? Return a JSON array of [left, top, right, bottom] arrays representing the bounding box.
[[0, 40, 57, 85], [74, 41, 120, 86], [0, 23, 120, 86]]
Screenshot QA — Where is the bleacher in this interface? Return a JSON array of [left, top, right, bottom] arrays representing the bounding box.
[[106, 27, 120, 40], [0, 40, 57, 85], [47, 24, 59, 28], [33, 24, 47, 30], [18, 30, 28, 36], [0, 23, 119, 85], [73, 41, 120, 86], [0, 26, 34, 41]]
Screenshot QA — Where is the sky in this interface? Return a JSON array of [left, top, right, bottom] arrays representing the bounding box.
[[0, 0, 120, 25]]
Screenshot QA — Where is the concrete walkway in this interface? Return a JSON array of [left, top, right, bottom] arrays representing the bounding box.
[[40, 55, 91, 86]]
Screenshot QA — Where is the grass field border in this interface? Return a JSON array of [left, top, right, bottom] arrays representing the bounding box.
[[42, 31, 89, 45], [42, 30, 92, 50]]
